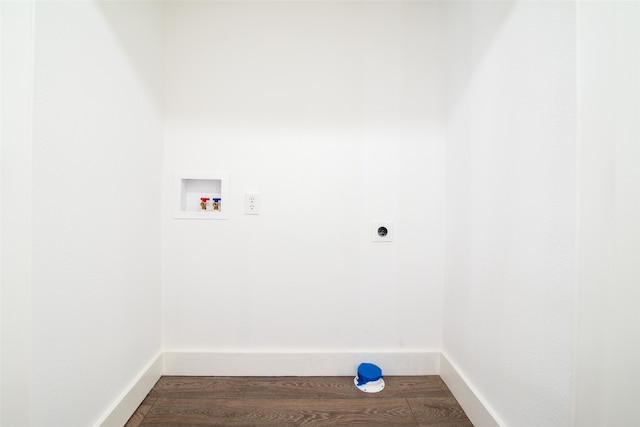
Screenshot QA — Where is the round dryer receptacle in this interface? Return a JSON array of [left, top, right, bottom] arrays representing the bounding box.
[[371, 221, 393, 242]]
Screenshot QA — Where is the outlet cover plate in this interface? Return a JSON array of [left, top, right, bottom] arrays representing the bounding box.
[[245, 193, 260, 215]]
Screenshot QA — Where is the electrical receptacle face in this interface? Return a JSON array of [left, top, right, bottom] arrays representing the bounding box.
[[245, 193, 260, 215]]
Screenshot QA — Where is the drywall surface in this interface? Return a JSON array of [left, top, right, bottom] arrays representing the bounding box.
[[573, 2, 640, 426], [1, 1, 34, 425], [442, 2, 576, 426], [29, 2, 163, 426], [162, 1, 446, 356]]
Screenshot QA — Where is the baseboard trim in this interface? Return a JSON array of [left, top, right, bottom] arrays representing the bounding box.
[[96, 351, 163, 427], [439, 352, 503, 427], [163, 350, 440, 376]]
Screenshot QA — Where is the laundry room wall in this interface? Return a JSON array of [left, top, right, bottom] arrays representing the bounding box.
[[573, 2, 640, 425], [161, 1, 446, 369], [442, 1, 576, 426], [28, 2, 164, 425]]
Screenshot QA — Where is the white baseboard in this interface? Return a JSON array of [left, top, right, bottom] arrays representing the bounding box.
[[96, 351, 163, 427], [163, 350, 440, 376], [439, 352, 503, 427]]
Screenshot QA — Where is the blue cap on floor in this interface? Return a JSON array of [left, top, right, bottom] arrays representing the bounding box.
[[354, 362, 385, 393]]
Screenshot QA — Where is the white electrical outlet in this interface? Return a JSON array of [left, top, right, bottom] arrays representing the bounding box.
[[245, 193, 260, 215], [372, 221, 393, 242]]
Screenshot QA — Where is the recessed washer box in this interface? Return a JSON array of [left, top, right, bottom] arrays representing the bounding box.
[[174, 172, 229, 219]]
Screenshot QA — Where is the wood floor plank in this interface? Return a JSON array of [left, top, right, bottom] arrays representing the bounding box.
[[244, 376, 364, 400], [376, 376, 456, 398], [407, 397, 474, 427], [124, 397, 157, 427], [141, 397, 419, 426], [148, 376, 248, 399], [244, 376, 452, 399]]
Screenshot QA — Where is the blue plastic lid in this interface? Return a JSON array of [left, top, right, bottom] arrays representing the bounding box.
[[356, 363, 382, 386]]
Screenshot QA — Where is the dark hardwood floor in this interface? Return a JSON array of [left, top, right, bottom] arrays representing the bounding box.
[[125, 376, 473, 426]]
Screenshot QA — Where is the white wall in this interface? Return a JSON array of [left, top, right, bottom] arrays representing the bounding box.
[[1, 1, 35, 425], [162, 1, 446, 362], [442, 2, 576, 426], [26, 2, 164, 426], [573, 2, 640, 426]]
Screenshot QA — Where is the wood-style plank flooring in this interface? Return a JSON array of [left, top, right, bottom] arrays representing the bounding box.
[[125, 376, 473, 426]]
